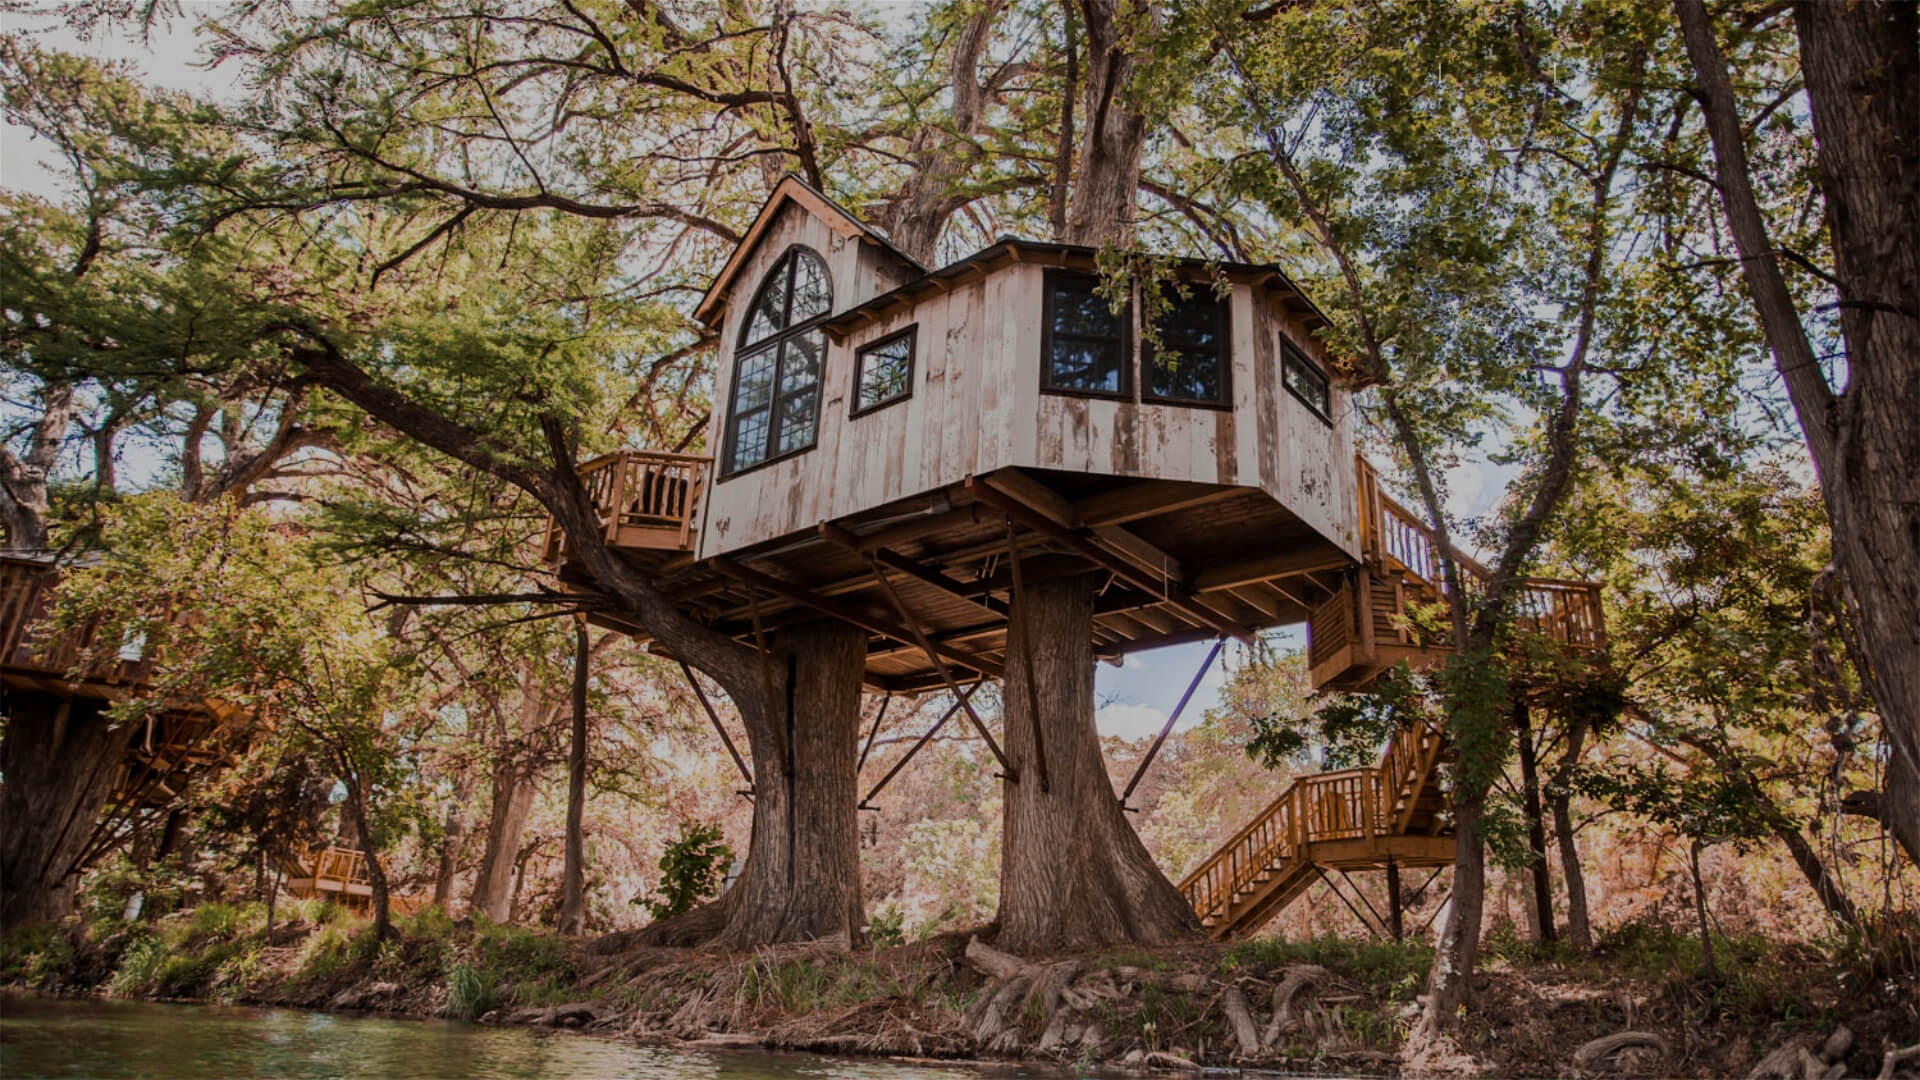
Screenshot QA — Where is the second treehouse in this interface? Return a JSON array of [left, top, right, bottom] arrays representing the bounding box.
[[546, 176, 1606, 939]]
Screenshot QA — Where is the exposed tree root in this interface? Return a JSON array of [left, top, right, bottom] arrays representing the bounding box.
[[1572, 1031, 1669, 1073]]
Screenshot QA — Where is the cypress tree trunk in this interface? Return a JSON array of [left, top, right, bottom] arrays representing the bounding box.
[[469, 763, 536, 923], [996, 574, 1201, 951], [708, 619, 867, 949], [559, 622, 589, 935], [0, 694, 130, 928]]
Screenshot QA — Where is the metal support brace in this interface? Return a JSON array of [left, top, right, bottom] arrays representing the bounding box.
[[1119, 636, 1225, 809], [1317, 867, 1386, 941], [1003, 521, 1050, 793], [857, 682, 982, 809], [862, 555, 1017, 781], [678, 660, 754, 791], [856, 693, 893, 772]]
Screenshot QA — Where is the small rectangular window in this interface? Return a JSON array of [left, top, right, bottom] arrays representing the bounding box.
[[1145, 290, 1230, 406], [1281, 338, 1331, 421], [1042, 271, 1130, 398], [852, 325, 916, 416]]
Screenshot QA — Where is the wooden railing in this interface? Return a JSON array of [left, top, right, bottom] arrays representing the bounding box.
[[1354, 457, 1605, 656], [543, 449, 710, 561], [1, 553, 157, 687], [1176, 718, 1438, 927], [308, 846, 375, 889]]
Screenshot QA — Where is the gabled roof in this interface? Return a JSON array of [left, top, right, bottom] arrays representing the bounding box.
[[819, 237, 1335, 341], [693, 175, 927, 329]]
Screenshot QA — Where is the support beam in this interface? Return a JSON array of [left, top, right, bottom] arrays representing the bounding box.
[[856, 693, 892, 772], [710, 557, 1003, 678], [858, 555, 1016, 780], [1072, 481, 1245, 527], [678, 661, 753, 789], [819, 522, 1007, 618], [967, 476, 1257, 645], [1119, 637, 1225, 808], [858, 683, 981, 808]]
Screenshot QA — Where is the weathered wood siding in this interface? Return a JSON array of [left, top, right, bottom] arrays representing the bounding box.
[[698, 210, 1359, 561]]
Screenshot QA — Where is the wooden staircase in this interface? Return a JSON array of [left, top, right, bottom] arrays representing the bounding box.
[[1178, 457, 1608, 939], [1177, 716, 1453, 940]]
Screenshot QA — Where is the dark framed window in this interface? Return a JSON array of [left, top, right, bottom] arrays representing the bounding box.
[[723, 247, 831, 477], [1281, 338, 1331, 421], [1144, 290, 1231, 407], [1041, 270, 1131, 398], [852, 325, 916, 417]]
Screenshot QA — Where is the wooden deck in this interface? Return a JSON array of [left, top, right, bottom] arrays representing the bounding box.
[[1178, 716, 1453, 940], [1309, 458, 1606, 690], [277, 846, 426, 916], [2, 553, 256, 867], [548, 454, 1354, 693]]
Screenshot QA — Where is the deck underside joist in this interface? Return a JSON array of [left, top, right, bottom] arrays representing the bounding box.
[[554, 466, 1356, 691]]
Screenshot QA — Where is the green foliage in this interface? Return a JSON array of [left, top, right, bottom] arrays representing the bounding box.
[[638, 821, 732, 922], [866, 903, 906, 949], [0, 924, 76, 989], [444, 959, 495, 1021], [1220, 935, 1433, 999]]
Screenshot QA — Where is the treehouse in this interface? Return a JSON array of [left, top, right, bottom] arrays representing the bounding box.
[[546, 176, 1609, 939], [549, 176, 1604, 696], [2, 553, 254, 894]]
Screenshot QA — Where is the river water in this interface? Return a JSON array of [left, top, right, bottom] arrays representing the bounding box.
[[0, 996, 1065, 1079]]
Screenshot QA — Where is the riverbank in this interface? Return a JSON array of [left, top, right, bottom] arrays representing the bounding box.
[[5, 903, 1916, 1077]]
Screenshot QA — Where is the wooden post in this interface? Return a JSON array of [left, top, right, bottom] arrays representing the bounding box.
[[1386, 857, 1404, 942]]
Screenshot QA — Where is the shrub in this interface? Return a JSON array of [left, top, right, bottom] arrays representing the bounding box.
[[0, 923, 74, 988], [867, 903, 907, 949], [638, 822, 731, 921]]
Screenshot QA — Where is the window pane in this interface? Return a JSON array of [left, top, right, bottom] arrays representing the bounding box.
[[1283, 345, 1330, 415], [1049, 278, 1123, 339], [735, 347, 776, 412], [790, 251, 830, 321], [745, 256, 790, 344], [1148, 346, 1223, 401], [1147, 294, 1226, 403], [775, 388, 818, 453], [780, 330, 823, 392], [857, 335, 912, 410], [729, 407, 770, 472], [1047, 338, 1125, 394]]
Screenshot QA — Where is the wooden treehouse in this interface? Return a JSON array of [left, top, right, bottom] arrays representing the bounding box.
[[275, 846, 425, 917], [2, 553, 255, 871], [546, 176, 1608, 938]]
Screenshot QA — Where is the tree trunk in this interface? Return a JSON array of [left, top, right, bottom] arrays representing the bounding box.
[[1677, 0, 1920, 866], [1061, 0, 1156, 247], [996, 574, 1201, 951], [704, 619, 867, 949], [342, 776, 391, 941], [1549, 715, 1592, 949], [1791, 5, 1920, 863], [1772, 820, 1859, 927], [1417, 794, 1487, 1039], [432, 773, 472, 908], [1688, 839, 1716, 978], [469, 762, 536, 923], [559, 621, 590, 935], [1514, 700, 1555, 944], [0, 694, 130, 928]]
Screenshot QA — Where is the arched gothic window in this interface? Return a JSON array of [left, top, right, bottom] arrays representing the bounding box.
[[723, 247, 831, 475]]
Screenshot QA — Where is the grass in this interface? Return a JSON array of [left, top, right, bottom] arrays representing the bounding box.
[[1219, 934, 1432, 1000]]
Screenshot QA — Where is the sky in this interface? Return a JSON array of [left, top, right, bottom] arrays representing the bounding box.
[[1, 5, 1511, 743]]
